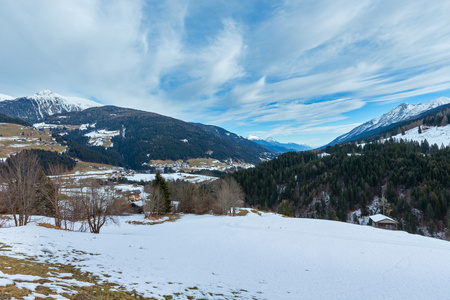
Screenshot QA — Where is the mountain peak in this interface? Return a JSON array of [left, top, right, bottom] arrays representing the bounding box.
[[0, 89, 103, 123], [34, 89, 58, 97], [247, 135, 264, 141], [329, 96, 450, 145], [426, 96, 450, 108]]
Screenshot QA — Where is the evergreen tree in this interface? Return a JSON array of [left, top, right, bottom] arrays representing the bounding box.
[[153, 172, 171, 213]]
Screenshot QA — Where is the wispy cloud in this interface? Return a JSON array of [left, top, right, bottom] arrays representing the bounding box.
[[1, 0, 450, 146]]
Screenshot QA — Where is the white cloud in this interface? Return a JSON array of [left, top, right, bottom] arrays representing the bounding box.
[[1, 0, 450, 146]]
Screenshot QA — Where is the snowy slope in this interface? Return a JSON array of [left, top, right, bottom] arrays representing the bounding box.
[[0, 89, 103, 123], [0, 93, 14, 101], [126, 172, 217, 183], [1, 212, 450, 299], [332, 96, 450, 145], [26, 89, 101, 111], [392, 125, 450, 147]]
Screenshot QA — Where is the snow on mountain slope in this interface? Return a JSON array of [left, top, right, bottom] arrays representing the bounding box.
[[248, 135, 312, 153], [392, 125, 450, 148], [332, 96, 450, 144], [0, 93, 14, 101], [247, 135, 264, 141], [0, 89, 103, 123], [1, 212, 449, 299], [27, 89, 101, 110]]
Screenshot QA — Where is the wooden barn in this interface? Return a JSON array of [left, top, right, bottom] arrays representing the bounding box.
[[369, 214, 399, 230]]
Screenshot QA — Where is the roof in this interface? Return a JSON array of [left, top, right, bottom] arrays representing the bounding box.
[[369, 214, 398, 224]]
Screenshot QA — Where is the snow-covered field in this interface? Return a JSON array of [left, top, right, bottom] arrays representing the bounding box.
[[127, 172, 217, 183], [84, 129, 120, 148], [1, 211, 449, 299], [392, 125, 450, 147]]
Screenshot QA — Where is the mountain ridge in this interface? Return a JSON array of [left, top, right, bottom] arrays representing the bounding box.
[[43, 106, 275, 168], [0, 89, 102, 123], [248, 135, 312, 153], [329, 96, 450, 145]]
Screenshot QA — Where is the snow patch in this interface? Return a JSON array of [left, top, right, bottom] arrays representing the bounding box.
[[392, 125, 450, 147]]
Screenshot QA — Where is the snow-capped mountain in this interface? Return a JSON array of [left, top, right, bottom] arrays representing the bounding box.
[[26, 89, 100, 110], [248, 135, 312, 153], [0, 89, 102, 123], [0, 93, 14, 101], [330, 96, 450, 145]]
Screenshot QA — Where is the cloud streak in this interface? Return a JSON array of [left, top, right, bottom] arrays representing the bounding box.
[[0, 0, 450, 146]]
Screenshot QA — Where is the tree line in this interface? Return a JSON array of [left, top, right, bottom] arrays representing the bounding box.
[[0, 150, 245, 234], [232, 140, 450, 235]]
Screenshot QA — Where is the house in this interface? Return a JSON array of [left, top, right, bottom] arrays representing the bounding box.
[[369, 214, 399, 230], [122, 189, 141, 202]]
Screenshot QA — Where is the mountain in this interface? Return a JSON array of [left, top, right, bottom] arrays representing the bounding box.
[[248, 136, 312, 153], [0, 89, 102, 123], [0, 113, 31, 126], [0, 93, 14, 101], [43, 106, 275, 168], [349, 102, 450, 147], [329, 96, 450, 145]]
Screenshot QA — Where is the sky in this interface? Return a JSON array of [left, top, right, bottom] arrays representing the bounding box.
[[1, 0, 450, 147]]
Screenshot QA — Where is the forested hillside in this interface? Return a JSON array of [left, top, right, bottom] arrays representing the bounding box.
[[0, 113, 31, 126], [232, 141, 450, 236], [44, 106, 274, 169]]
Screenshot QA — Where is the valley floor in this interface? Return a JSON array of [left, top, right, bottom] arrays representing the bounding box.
[[1, 211, 450, 299]]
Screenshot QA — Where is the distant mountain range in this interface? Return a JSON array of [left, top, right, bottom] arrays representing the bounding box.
[[247, 136, 312, 153], [0, 90, 274, 167], [42, 106, 274, 168], [0, 89, 101, 123], [329, 96, 450, 145], [1, 89, 448, 167]]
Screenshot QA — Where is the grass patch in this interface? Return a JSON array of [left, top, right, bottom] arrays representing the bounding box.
[[250, 209, 262, 216], [126, 214, 180, 226], [0, 255, 155, 299], [235, 210, 249, 217], [0, 123, 66, 158], [37, 223, 67, 230]]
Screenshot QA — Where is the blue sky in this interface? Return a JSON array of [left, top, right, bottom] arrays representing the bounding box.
[[1, 0, 450, 147]]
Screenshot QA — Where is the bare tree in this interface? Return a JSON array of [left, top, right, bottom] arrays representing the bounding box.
[[381, 196, 393, 216], [35, 165, 66, 228], [143, 184, 165, 216], [213, 177, 245, 215], [0, 151, 42, 226], [74, 181, 127, 233]]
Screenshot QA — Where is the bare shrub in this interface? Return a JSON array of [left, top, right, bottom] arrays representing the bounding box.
[[72, 181, 128, 233], [212, 177, 245, 215], [0, 151, 42, 226], [143, 184, 166, 216]]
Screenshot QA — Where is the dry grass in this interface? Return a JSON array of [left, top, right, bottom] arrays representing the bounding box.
[[126, 214, 180, 226], [234, 210, 249, 217], [72, 161, 115, 173], [187, 158, 223, 167], [0, 123, 66, 158], [0, 254, 155, 299], [37, 223, 67, 231], [250, 209, 262, 216]]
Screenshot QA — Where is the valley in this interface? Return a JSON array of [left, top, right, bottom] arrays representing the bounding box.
[[0, 90, 448, 300]]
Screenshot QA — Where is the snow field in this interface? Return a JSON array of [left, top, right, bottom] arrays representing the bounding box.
[[1, 211, 450, 299], [126, 172, 217, 183], [392, 125, 450, 147]]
